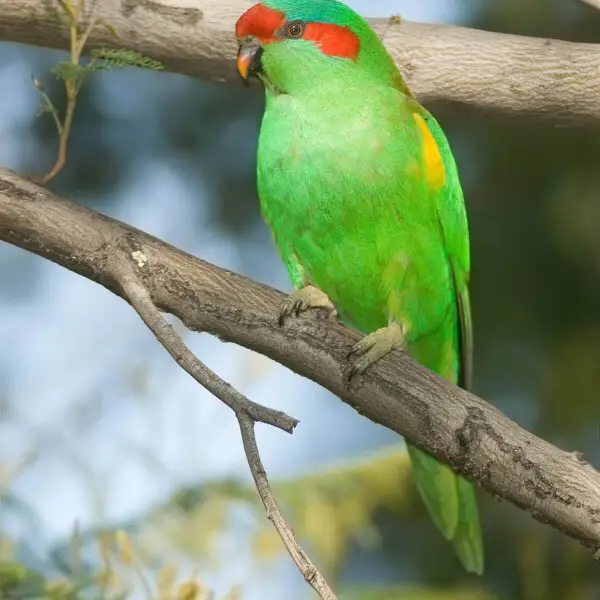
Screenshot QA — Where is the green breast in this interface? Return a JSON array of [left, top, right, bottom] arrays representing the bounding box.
[[257, 84, 453, 338]]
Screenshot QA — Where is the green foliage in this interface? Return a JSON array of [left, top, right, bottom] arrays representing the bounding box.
[[38, 449, 501, 599], [137, 449, 413, 581], [254, 448, 412, 575], [50, 62, 91, 87], [0, 532, 235, 600], [88, 49, 164, 72], [0, 560, 47, 599], [32, 1, 164, 183], [49, 50, 163, 89]]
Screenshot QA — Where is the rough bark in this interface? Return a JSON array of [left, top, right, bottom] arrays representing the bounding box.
[[1, 167, 600, 556], [0, 0, 599, 122]]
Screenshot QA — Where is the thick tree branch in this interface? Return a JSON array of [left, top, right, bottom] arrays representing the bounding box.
[[1, 167, 600, 559], [0, 0, 599, 122], [581, 0, 600, 9]]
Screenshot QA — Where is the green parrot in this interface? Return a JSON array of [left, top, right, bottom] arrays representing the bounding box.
[[235, 0, 484, 574]]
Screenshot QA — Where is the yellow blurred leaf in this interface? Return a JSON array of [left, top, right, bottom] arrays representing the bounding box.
[[252, 525, 284, 561], [115, 528, 137, 565], [157, 563, 179, 592], [221, 585, 242, 600], [177, 579, 207, 600], [0, 537, 13, 560]]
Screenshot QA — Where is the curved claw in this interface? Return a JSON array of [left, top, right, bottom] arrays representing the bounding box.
[[278, 285, 337, 326], [348, 322, 406, 381], [278, 298, 308, 325]]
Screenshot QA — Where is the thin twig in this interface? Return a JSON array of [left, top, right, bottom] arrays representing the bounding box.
[[237, 412, 338, 600], [31, 76, 63, 135], [35, 0, 98, 184], [112, 258, 335, 598], [116, 261, 298, 434], [78, 15, 99, 57]]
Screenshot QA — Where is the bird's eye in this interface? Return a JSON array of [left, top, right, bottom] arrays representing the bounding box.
[[286, 21, 304, 38]]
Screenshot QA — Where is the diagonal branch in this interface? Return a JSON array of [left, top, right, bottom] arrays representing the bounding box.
[[1, 167, 600, 559], [116, 256, 297, 434], [237, 412, 338, 600], [109, 240, 334, 598], [0, 0, 599, 122]]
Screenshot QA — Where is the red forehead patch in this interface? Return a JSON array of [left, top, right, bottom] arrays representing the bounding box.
[[235, 3, 285, 43]]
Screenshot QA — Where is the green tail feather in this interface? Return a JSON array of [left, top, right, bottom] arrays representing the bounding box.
[[406, 444, 458, 539], [407, 444, 484, 574], [453, 475, 485, 575]]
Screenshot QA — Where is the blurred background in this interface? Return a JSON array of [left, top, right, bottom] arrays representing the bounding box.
[[1, 0, 600, 598]]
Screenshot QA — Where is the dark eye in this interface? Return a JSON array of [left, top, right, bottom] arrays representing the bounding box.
[[286, 21, 304, 38]]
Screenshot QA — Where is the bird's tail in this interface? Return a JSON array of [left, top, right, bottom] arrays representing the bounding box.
[[407, 443, 484, 574]]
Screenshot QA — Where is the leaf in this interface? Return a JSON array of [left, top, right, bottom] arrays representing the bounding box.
[[145, 494, 230, 564], [0, 561, 47, 598], [131, 448, 413, 576], [89, 48, 164, 71], [51, 62, 91, 86], [220, 586, 242, 600], [298, 488, 345, 571], [44, 11, 69, 26], [251, 526, 284, 561]]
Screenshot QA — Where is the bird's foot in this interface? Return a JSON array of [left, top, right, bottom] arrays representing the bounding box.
[[348, 322, 406, 380], [278, 285, 338, 326]]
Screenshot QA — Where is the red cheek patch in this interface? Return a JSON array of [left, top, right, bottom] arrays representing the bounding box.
[[304, 23, 360, 60], [235, 3, 286, 44]]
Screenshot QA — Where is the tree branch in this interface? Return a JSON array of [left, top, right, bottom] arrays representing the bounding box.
[[237, 412, 338, 599], [111, 249, 336, 597], [0, 0, 599, 122], [116, 258, 297, 434], [1, 167, 600, 560], [581, 0, 600, 9]]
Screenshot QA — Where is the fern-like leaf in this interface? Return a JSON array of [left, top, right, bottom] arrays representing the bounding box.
[[51, 62, 91, 86], [89, 49, 164, 71]]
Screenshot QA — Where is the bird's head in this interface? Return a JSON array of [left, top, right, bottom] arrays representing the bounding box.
[[235, 0, 407, 95]]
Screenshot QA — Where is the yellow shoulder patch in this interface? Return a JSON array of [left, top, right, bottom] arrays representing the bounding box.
[[412, 113, 446, 190]]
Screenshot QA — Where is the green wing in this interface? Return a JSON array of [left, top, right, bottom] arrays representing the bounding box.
[[409, 107, 484, 575], [420, 109, 473, 392]]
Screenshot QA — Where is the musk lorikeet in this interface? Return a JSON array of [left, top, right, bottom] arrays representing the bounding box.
[[235, 0, 484, 574]]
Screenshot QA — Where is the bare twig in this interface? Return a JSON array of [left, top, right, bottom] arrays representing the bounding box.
[[31, 76, 63, 135], [116, 259, 298, 433], [111, 254, 335, 596], [1, 0, 600, 123], [1, 169, 600, 558], [238, 412, 338, 599]]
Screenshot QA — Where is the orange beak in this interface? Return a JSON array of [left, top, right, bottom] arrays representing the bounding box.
[[236, 39, 263, 81], [237, 50, 252, 80]]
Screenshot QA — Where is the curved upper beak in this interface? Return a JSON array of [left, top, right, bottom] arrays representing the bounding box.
[[237, 38, 263, 81]]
